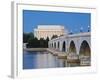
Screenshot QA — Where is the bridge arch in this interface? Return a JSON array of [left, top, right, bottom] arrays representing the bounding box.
[[49, 43, 51, 48], [62, 41, 66, 52], [52, 43, 53, 48], [79, 40, 90, 56], [58, 41, 60, 49], [53, 42, 54, 48], [69, 41, 76, 54], [54, 42, 56, 49]]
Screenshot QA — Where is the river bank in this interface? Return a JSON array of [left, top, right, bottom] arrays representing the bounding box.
[[24, 48, 47, 51], [24, 48, 67, 59]]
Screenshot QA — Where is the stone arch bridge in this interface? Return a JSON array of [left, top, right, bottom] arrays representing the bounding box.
[[48, 32, 91, 66]]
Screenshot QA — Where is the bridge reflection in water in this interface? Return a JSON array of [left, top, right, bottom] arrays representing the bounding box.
[[23, 50, 84, 69]]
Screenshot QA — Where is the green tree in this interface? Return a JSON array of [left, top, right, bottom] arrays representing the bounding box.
[[39, 38, 45, 48], [23, 32, 34, 43], [27, 37, 39, 48], [51, 35, 58, 39], [45, 37, 49, 48], [24, 32, 50, 48]]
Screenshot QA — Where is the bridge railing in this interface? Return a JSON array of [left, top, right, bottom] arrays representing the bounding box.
[[49, 32, 90, 42]]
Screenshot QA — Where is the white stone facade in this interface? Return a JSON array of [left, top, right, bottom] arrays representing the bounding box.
[[34, 25, 67, 40]]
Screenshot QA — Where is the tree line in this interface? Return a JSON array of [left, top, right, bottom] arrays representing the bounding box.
[[23, 32, 49, 48], [23, 32, 63, 48]]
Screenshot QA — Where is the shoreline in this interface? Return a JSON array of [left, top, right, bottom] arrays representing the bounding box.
[[24, 48, 67, 55], [24, 48, 67, 59], [24, 48, 47, 51]]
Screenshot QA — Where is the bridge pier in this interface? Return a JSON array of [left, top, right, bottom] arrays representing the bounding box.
[[79, 55, 91, 66]]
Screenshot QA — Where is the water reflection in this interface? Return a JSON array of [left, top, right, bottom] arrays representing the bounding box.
[[23, 51, 66, 69]]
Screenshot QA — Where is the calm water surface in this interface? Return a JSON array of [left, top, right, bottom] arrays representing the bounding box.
[[23, 51, 67, 69]]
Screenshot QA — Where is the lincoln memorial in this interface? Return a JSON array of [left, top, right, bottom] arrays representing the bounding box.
[[34, 25, 67, 40]]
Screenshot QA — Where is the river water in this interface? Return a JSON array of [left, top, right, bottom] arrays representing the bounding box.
[[23, 50, 82, 69], [23, 51, 67, 69]]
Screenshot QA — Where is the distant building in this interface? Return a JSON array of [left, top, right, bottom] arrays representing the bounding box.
[[23, 43, 28, 49], [34, 25, 67, 40]]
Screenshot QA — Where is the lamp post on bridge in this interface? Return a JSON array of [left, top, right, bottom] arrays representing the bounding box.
[[69, 30, 73, 34], [80, 27, 83, 33], [88, 26, 90, 32]]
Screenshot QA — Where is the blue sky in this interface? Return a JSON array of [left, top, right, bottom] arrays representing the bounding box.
[[23, 10, 91, 33]]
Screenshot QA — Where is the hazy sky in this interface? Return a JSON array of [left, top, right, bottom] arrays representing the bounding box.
[[23, 10, 91, 33]]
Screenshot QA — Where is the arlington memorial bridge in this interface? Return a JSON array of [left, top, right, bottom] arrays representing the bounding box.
[[48, 32, 91, 66]]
